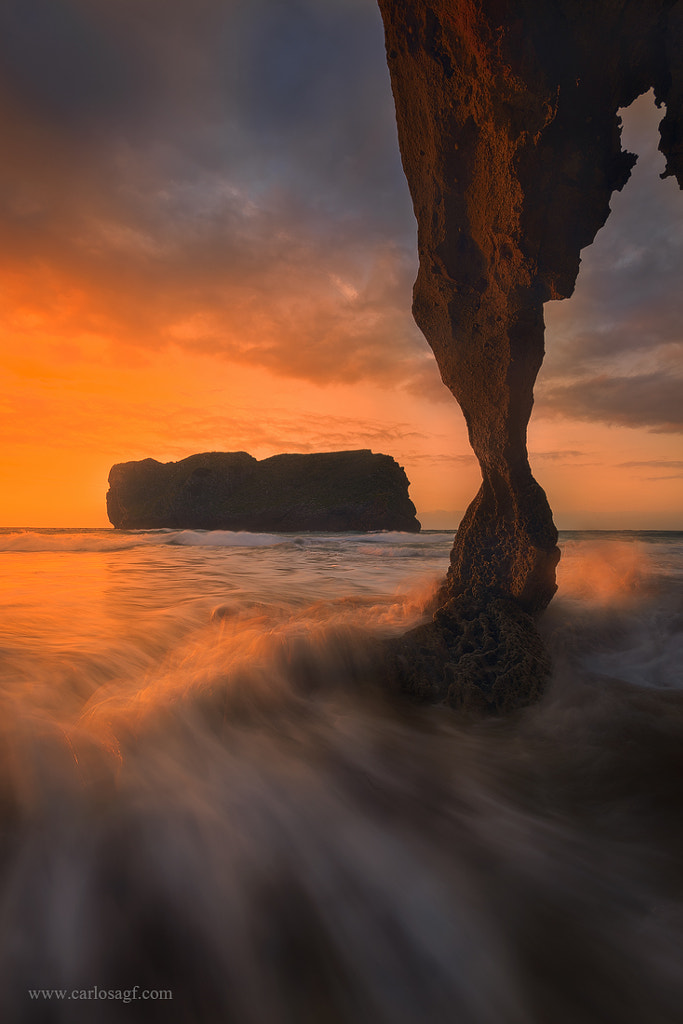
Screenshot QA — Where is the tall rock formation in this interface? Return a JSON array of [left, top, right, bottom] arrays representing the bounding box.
[[378, 0, 683, 709]]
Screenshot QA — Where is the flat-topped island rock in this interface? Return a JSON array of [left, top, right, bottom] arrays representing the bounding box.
[[106, 450, 421, 533]]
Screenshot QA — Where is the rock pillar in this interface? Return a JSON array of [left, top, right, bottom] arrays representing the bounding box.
[[378, 0, 683, 709]]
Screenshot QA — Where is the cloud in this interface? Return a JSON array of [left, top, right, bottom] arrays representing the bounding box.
[[536, 372, 683, 432], [543, 91, 683, 387], [422, 454, 476, 463], [529, 449, 588, 461], [0, 0, 410, 237], [618, 460, 683, 468], [0, 362, 430, 458], [0, 0, 436, 395], [1, 5, 680, 430], [535, 94, 683, 435], [617, 460, 683, 480]]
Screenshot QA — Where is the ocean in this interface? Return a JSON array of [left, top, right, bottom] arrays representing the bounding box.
[[1, 528, 682, 1022]]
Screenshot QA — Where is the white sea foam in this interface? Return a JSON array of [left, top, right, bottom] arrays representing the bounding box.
[[0, 528, 450, 555], [0, 528, 288, 553], [167, 529, 286, 547]]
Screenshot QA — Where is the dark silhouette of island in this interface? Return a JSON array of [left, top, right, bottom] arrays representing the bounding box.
[[106, 450, 421, 533]]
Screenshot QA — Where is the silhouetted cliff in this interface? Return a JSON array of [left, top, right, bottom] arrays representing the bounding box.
[[106, 450, 421, 533]]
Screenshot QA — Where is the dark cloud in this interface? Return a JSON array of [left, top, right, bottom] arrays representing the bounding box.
[[0, 0, 434, 393], [0, 0, 413, 236], [537, 372, 683, 432], [540, 90, 683, 440], [0, 0, 147, 127]]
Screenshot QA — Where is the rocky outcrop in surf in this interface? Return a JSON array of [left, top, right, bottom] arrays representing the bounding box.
[[377, 0, 683, 710], [106, 450, 421, 533]]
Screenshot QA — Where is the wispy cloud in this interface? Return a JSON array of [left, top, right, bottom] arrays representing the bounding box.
[[529, 450, 588, 461], [617, 459, 683, 480], [618, 459, 683, 468]]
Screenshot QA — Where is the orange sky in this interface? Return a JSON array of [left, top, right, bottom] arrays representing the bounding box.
[[1, 258, 680, 529], [0, 3, 681, 529]]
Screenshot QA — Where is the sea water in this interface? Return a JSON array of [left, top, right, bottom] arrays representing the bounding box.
[[0, 528, 682, 1022]]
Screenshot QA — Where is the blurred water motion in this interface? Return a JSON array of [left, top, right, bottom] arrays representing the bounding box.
[[0, 528, 682, 1022]]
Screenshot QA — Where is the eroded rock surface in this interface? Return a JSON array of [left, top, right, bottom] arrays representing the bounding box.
[[378, 0, 683, 709], [107, 450, 420, 533]]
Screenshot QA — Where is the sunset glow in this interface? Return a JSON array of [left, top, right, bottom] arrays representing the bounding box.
[[0, 3, 680, 529]]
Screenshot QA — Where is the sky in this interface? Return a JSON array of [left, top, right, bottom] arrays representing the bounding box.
[[0, 0, 681, 529]]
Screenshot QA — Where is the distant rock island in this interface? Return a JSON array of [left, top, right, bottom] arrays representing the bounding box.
[[106, 450, 421, 533]]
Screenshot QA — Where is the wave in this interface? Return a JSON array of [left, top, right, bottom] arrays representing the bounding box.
[[166, 529, 286, 548], [0, 529, 300, 554], [0, 528, 452, 555]]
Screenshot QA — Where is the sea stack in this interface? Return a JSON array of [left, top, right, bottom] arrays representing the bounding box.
[[106, 450, 421, 533], [377, 0, 683, 710]]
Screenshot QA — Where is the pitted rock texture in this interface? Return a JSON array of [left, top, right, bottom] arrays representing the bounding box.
[[386, 595, 550, 714], [378, 0, 683, 707], [106, 450, 421, 533]]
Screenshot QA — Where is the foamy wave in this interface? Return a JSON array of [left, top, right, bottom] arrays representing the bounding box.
[[543, 541, 683, 691], [0, 528, 453, 555], [0, 529, 289, 553], [0, 530, 162, 553], [350, 531, 452, 544], [167, 530, 285, 547], [556, 539, 649, 603]]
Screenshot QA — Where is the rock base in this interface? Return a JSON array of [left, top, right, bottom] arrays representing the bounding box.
[[386, 596, 551, 715]]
